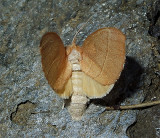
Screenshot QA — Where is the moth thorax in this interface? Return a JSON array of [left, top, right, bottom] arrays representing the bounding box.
[[72, 64, 81, 71], [68, 49, 81, 64]]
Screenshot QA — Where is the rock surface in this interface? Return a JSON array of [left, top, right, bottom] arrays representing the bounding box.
[[0, 0, 159, 137]]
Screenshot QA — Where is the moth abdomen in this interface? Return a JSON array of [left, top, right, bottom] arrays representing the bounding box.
[[68, 70, 88, 120]]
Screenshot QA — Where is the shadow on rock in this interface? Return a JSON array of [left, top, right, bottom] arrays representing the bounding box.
[[91, 56, 143, 106]]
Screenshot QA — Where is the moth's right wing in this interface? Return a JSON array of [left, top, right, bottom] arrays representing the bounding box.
[[82, 72, 114, 98], [81, 28, 125, 98]]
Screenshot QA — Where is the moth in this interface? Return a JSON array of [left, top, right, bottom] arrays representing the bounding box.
[[40, 27, 125, 120]]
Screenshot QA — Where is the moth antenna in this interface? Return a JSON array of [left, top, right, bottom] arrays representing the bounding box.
[[72, 15, 93, 45]]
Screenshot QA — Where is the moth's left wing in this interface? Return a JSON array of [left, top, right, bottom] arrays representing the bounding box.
[[40, 32, 72, 98]]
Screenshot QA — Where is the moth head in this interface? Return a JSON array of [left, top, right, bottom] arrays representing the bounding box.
[[66, 40, 82, 64], [68, 48, 82, 64]]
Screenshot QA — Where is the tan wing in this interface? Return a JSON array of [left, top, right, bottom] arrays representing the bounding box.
[[81, 27, 125, 86], [40, 32, 72, 98], [57, 78, 73, 99], [82, 72, 114, 98]]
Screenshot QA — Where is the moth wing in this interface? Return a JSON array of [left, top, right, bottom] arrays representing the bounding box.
[[40, 32, 72, 98], [81, 27, 125, 85], [81, 28, 125, 98], [57, 78, 73, 99], [82, 72, 114, 98]]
